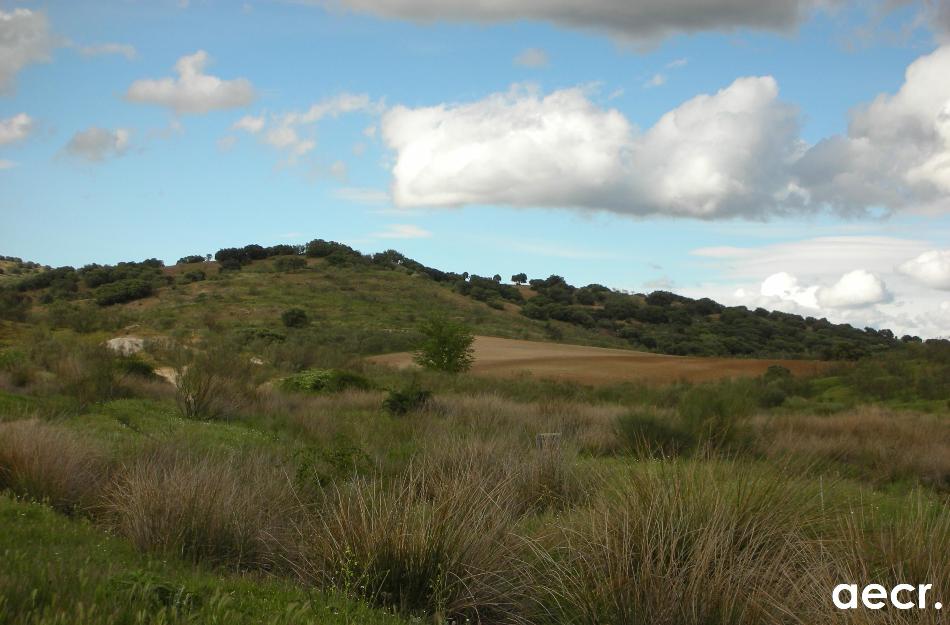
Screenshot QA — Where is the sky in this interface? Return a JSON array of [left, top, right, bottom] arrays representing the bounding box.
[[2, 1, 950, 337]]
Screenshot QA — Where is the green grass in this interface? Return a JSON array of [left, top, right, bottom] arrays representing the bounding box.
[[0, 494, 407, 625]]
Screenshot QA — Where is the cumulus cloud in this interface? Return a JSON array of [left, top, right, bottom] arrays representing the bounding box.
[[234, 93, 380, 162], [125, 50, 255, 114], [370, 223, 432, 239], [514, 48, 549, 67], [754, 269, 890, 311], [0, 113, 33, 145], [898, 249, 950, 290], [794, 45, 950, 215], [233, 114, 265, 133], [308, 0, 830, 42], [816, 269, 892, 308], [77, 42, 136, 60], [0, 9, 55, 94], [383, 77, 802, 218], [63, 127, 131, 162]]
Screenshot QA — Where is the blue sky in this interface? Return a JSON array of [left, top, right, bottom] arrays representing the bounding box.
[[2, 0, 950, 336]]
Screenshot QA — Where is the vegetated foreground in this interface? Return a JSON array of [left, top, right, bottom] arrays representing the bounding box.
[[1, 240, 948, 625], [370, 335, 830, 384]]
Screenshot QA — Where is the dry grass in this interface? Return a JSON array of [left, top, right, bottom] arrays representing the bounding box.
[[523, 460, 828, 625], [290, 460, 524, 622], [427, 393, 626, 455], [756, 407, 950, 489], [0, 419, 108, 513], [104, 443, 296, 569]]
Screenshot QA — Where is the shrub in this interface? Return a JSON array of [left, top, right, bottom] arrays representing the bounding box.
[[383, 384, 432, 416], [177, 255, 206, 265], [0, 419, 108, 513], [168, 342, 251, 420], [524, 460, 825, 625], [290, 466, 521, 621], [0, 289, 30, 321], [413, 317, 475, 373], [94, 279, 153, 306], [617, 410, 696, 456], [106, 446, 293, 569], [180, 270, 206, 284], [281, 307, 309, 328], [219, 258, 242, 272], [56, 342, 124, 408], [273, 256, 307, 272], [678, 382, 755, 447], [280, 368, 372, 394]]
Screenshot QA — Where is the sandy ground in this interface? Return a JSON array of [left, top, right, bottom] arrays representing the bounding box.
[[368, 335, 829, 385]]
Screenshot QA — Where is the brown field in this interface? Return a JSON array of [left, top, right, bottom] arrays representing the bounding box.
[[369, 335, 829, 385]]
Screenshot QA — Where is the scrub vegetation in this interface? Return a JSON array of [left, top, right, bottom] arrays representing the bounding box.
[[0, 242, 947, 624]]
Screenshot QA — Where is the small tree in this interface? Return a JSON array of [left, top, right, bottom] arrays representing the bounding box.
[[282, 307, 309, 328], [511, 273, 527, 285], [413, 317, 475, 373]]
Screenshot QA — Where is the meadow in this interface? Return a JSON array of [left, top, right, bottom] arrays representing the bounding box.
[[0, 253, 948, 624]]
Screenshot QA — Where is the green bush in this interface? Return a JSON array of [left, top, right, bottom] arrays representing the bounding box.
[[413, 317, 475, 373], [94, 279, 153, 306], [617, 410, 695, 456], [678, 382, 755, 447], [273, 256, 307, 272], [383, 384, 432, 416], [280, 368, 372, 394], [116, 355, 157, 379], [281, 307, 309, 328]]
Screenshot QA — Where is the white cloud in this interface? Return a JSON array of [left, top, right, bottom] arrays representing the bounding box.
[[234, 93, 379, 163], [371, 223, 432, 239], [794, 45, 950, 215], [898, 249, 950, 290], [0, 159, 16, 170], [816, 269, 892, 308], [308, 0, 831, 42], [760, 271, 819, 308], [0, 113, 33, 145], [77, 42, 136, 60], [383, 77, 801, 218], [0, 9, 55, 94], [363, 124, 377, 138], [63, 127, 131, 162], [125, 50, 255, 114], [644, 73, 667, 88], [233, 114, 265, 133], [683, 235, 948, 337], [514, 47, 549, 67]]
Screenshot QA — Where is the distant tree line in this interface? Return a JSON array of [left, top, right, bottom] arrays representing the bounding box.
[[3, 237, 942, 361]]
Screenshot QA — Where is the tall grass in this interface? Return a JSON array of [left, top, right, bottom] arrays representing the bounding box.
[[105, 443, 296, 569], [0, 419, 107, 513], [523, 460, 828, 625], [290, 460, 523, 622]]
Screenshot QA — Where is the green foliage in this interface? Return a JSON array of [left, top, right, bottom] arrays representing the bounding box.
[[273, 256, 307, 272], [94, 279, 153, 306], [678, 381, 755, 447], [382, 383, 432, 416], [413, 317, 475, 373], [180, 270, 206, 284], [617, 410, 696, 456], [281, 307, 309, 328], [280, 368, 372, 394], [0, 289, 30, 321], [177, 254, 207, 264]]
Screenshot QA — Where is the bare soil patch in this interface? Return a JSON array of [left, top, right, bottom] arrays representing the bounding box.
[[369, 335, 828, 385]]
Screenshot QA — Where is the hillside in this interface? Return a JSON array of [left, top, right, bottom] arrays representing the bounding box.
[[0, 239, 926, 361]]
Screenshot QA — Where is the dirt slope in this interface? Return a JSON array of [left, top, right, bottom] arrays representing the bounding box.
[[369, 335, 828, 385]]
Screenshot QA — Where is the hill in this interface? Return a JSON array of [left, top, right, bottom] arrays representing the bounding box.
[[0, 239, 929, 361]]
